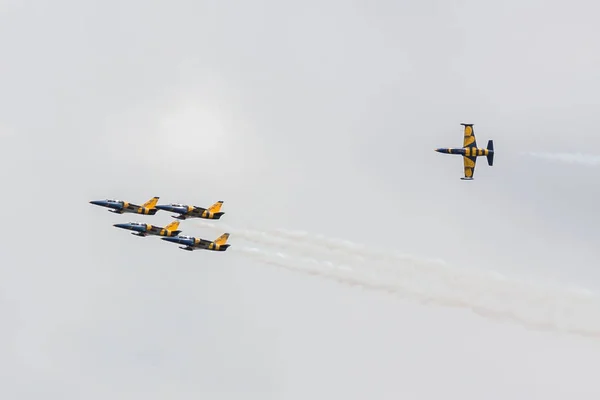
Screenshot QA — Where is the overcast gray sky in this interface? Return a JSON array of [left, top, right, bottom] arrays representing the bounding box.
[[2, 0, 600, 398]]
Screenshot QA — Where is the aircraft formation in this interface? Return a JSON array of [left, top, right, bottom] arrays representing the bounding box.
[[89, 124, 492, 253], [89, 197, 230, 252]]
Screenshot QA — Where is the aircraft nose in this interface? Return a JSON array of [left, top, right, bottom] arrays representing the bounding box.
[[113, 223, 129, 229], [90, 200, 104, 206], [161, 237, 180, 243], [155, 205, 170, 211], [435, 148, 443, 153]]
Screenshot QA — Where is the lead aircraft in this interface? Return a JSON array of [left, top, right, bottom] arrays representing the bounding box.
[[89, 196, 160, 214]]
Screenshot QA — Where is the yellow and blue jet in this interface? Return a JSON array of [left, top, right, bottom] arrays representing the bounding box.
[[435, 123, 494, 180], [89, 196, 160, 215], [154, 200, 225, 220], [113, 220, 182, 237], [161, 233, 230, 252]]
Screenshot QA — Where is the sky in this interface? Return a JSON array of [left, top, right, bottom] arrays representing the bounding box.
[[2, 0, 600, 398]]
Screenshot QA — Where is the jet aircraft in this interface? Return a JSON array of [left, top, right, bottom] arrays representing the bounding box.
[[155, 200, 225, 220], [113, 220, 182, 237], [89, 196, 160, 214], [161, 233, 231, 251], [435, 123, 494, 180]]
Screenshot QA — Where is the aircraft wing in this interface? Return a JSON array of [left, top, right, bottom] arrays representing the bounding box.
[[462, 155, 476, 180], [462, 123, 477, 148]]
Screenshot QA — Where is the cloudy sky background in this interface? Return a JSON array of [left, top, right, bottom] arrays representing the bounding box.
[[2, 0, 600, 398]]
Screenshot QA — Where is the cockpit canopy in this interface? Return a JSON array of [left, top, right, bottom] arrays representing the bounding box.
[[171, 203, 186, 207]]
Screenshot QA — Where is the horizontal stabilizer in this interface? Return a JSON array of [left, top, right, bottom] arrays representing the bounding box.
[[171, 230, 182, 236], [212, 212, 225, 220], [486, 139, 494, 166]]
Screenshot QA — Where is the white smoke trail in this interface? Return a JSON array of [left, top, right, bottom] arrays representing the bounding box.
[[233, 246, 600, 340], [194, 220, 445, 270], [193, 220, 318, 253], [271, 228, 447, 266], [525, 152, 600, 166], [193, 220, 600, 338]]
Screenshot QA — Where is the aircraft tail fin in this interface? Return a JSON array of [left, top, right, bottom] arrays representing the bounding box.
[[143, 196, 160, 209], [165, 220, 180, 231], [486, 140, 494, 166], [214, 232, 230, 245], [208, 201, 224, 213]]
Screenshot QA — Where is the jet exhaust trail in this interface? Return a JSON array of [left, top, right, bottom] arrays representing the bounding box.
[[194, 221, 445, 269], [194, 220, 600, 339], [525, 152, 600, 166], [233, 246, 600, 340]]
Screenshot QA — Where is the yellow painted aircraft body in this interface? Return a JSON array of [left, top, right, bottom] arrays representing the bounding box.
[[90, 196, 160, 214], [161, 233, 231, 252], [155, 200, 225, 220], [435, 124, 494, 180], [113, 220, 182, 237]]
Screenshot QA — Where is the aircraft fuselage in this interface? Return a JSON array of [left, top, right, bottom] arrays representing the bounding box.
[[435, 147, 492, 157], [154, 204, 224, 220], [161, 236, 230, 251], [89, 200, 158, 215], [113, 222, 181, 237]]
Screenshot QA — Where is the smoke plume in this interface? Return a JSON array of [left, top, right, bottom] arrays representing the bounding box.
[[194, 220, 600, 339]]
